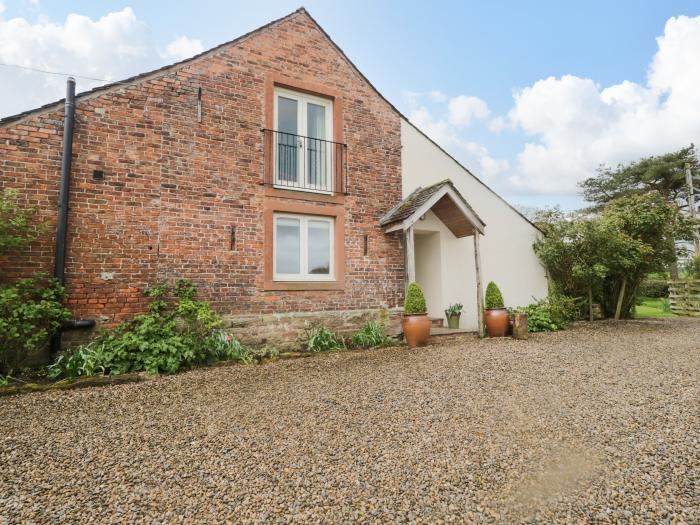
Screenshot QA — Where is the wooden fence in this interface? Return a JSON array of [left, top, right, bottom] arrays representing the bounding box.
[[668, 280, 700, 316]]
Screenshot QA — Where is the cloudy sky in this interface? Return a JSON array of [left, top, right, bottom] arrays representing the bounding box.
[[1, 1, 698, 209]]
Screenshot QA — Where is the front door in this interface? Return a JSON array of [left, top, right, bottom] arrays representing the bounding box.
[[274, 88, 333, 192]]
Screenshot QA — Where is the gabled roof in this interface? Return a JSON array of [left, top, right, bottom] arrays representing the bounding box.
[[380, 180, 485, 237], [0, 6, 541, 235]]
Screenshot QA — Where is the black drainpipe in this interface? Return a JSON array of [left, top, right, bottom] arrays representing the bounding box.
[[50, 78, 95, 355]]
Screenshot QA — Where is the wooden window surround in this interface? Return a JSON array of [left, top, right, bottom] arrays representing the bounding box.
[[264, 74, 346, 203], [263, 199, 345, 291]]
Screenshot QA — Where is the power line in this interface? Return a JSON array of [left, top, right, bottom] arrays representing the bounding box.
[[0, 62, 112, 83]]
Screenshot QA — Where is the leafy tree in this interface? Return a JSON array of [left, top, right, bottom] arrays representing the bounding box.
[[534, 192, 696, 319]]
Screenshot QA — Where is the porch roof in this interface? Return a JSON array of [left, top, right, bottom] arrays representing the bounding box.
[[379, 180, 485, 237]]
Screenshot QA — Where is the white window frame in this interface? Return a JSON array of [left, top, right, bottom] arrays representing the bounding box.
[[273, 213, 335, 282], [273, 87, 334, 194]]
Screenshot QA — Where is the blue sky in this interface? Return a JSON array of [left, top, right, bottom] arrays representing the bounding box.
[[1, 1, 699, 210]]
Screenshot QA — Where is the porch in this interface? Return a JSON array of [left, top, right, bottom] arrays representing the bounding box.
[[380, 180, 487, 336]]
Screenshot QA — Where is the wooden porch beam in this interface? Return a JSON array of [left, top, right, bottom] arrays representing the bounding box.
[[405, 226, 416, 290], [473, 232, 485, 338]]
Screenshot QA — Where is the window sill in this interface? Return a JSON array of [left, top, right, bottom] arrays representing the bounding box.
[[265, 186, 346, 204], [263, 281, 344, 291]]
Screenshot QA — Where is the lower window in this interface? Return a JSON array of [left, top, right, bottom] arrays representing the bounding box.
[[273, 213, 334, 281]]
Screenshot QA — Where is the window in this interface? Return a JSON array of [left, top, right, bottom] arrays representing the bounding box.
[[273, 87, 333, 192], [274, 213, 334, 281]]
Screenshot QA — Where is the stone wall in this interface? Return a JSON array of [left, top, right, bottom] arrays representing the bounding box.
[[223, 308, 403, 351]]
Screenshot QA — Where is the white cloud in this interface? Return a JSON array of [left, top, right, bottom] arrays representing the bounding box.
[[0, 7, 203, 118], [505, 14, 700, 195], [163, 35, 204, 61], [409, 105, 508, 180], [447, 95, 489, 126], [487, 116, 506, 133]]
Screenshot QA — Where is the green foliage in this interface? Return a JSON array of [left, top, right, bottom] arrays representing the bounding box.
[[684, 255, 700, 278], [511, 295, 579, 333], [0, 375, 8, 386], [445, 303, 463, 317], [638, 279, 669, 298], [535, 191, 696, 318], [207, 331, 278, 364], [305, 324, 343, 353], [48, 280, 224, 378], [404, 282, 427, 314], [485, 282, 505, 309], [0, 189, 44, 253], [351, 320, 389, 349], [0, 274, 70, 375]]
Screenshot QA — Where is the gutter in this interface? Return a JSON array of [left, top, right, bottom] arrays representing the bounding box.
[[50, 78, 94, 354]]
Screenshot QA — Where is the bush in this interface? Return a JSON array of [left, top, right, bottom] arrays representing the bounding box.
[[404, 282, 427, 314], [684, 255, 700, 279], [638, 279, 669, 298], [305, 325, 343, 353], [0, 274, 70, 375], [485, 282, 505, 309], [351, 320, 389, 349], [511, 294, 579, 333], [47, 279, 223, 378]]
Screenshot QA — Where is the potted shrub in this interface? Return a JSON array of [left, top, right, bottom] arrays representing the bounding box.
[[444, 303, 463, 329], [484, 281, 509, 337], [403, 282, 430, 347]]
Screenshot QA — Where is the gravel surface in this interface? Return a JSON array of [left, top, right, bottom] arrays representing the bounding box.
[[2, 317, 700, 524]]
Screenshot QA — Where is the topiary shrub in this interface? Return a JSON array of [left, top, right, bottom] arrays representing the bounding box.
[[404, 282, 427, 314], [485, 282, 505, 309]]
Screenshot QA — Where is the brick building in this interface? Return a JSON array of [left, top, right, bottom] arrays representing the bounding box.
[[0, 8, 548, 350]]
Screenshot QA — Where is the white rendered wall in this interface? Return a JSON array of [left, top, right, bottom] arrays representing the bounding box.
[[401, 118, 549, 330]]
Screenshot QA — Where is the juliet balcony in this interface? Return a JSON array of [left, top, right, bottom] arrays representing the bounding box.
[[262, 129, 348, 195]]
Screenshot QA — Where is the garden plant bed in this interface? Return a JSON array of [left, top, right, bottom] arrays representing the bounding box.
[[1, 317, 700, 523]]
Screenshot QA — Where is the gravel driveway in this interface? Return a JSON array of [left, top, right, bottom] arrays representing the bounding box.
[[2, 317, 700, 524]]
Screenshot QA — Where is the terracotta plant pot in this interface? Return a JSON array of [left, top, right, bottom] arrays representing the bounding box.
[[403, 313, 431, 347], [484, 308, 509, 337], [445, 312, 461, 329]]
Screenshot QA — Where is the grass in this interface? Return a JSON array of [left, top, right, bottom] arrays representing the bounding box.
[[634, 297, 675, 318]]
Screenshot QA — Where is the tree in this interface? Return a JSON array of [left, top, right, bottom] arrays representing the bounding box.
[[534, 192, 697, 320], [579, 145, 699, 209]]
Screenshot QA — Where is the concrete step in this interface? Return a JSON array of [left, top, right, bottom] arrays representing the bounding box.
[[430, 326, 474, 336]]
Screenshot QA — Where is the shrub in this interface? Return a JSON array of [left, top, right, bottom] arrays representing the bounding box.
[[0, 274, 70, 375], [47, 279, 223, 378], [511, 294, 580, 333], [305, 325, 343, 353], [638, 279, 669, 298], [351, 320, 389, 349], [404, 282, 427, 314], [445, 303, 463, 316], [485, 282, 505, 309]]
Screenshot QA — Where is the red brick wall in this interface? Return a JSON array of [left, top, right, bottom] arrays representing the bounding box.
[[0, 11, 404, 326]]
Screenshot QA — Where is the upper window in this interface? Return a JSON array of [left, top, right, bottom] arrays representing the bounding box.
[[274, 213, 334, 281], [274, 88, 334, 193]]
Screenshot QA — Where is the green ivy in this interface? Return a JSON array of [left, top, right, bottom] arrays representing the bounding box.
[[404, 282, 427, 314], [485, 282, 505, 309]]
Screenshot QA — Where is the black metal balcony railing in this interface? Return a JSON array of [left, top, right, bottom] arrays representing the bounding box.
[[263, 129, 348, 194]]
